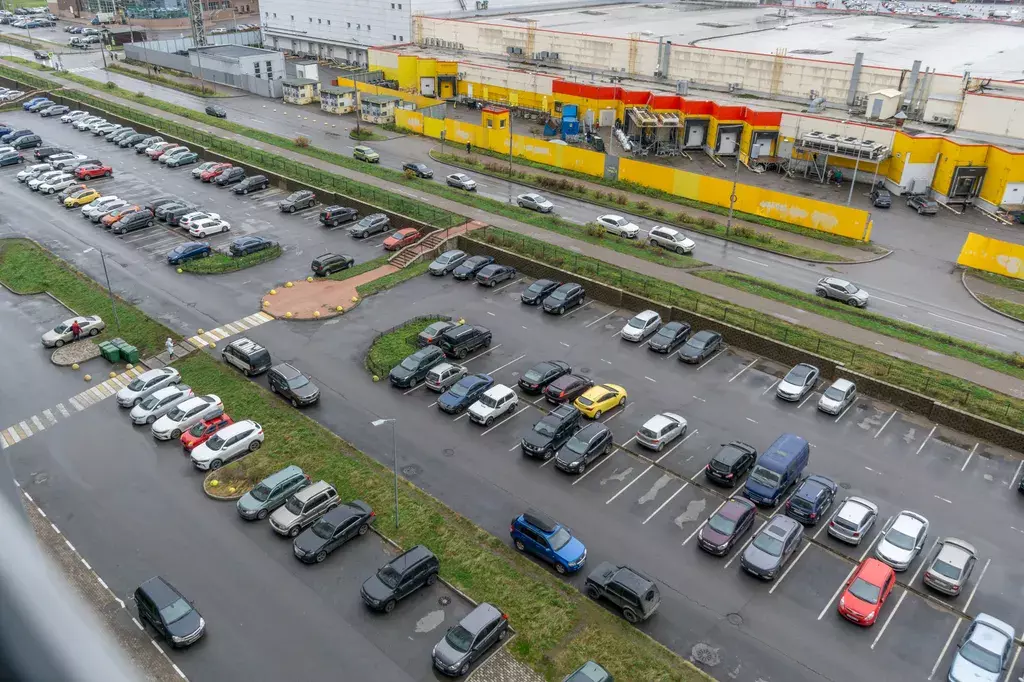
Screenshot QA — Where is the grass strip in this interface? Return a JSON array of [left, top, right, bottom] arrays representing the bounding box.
[[2, 55, 52, 72], [179, 244, 282, 274], [0, 32, 62, 52], [349, 128, 387, 142], [967, 268, 1024, 294], [326, 254, 389, 281], [473, 227, 1024, 428], [105, 63, 225, 98], [0, 238, 174, 357], [979, 294, 1024, 322], [355, 261, 430, 298], [364, 316, 442, 379]]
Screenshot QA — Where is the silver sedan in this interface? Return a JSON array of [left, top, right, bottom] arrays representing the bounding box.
[[516, 193, 553, 212], [922, 537, 977, 596]]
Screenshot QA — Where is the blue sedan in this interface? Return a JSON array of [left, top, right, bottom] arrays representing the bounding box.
[[22, 97, 47, 111], [167, 241, 212, 265], [437, 374, 494, 414]]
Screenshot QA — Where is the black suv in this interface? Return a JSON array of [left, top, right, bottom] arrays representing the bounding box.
[[34, 146, 67, 160], [111, 210, 154, 235], [268, 362, 320, 407], [134, 576, 206, 648], [438, 324, 492, 360], [233, 174, 269, 194], [222, 337, 272, 376], [215, 166, 246, 186], [389, 346, 444, 388], [543, 283, 585, 315], [205, 104, 227, 118], [320, 205, 359, 227], [554, 422, 613, 475], [311, 252, 355, 276], [704, 441, 757, 486], [584, 562, 661, 623], [360, 544, 440, 613], [521, 404, 581, 459]]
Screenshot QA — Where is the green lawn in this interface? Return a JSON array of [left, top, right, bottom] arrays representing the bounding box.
[[2, 55, 52, 71], [6, 0, 47, 7], [326, 254, 388, 281], [355, 261, 430, 298], [179, 244, 282, 274], [980, 294, 1024, 322], [106, 63, 225, 98], [364, 316, 443, 379], [968, 268, 1024, 294]]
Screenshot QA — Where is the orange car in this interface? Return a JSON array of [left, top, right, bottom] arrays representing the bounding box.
[[101, 205, 142, 227], [179, 413, 234, 452], [838, 558, 895, 626], [383, 228, 420, 251]]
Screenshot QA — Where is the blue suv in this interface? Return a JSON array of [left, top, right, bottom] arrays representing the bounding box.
[[510, 511, 586, 575], [437, 373, 493, 414], [784, 474, 837, 525]]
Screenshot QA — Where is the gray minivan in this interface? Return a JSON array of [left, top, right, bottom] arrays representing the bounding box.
[[742, 433, 809, 507]]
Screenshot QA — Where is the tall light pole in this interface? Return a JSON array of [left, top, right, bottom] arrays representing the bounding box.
[[371, 418, 398, 529], [726, 153, 740, 237]]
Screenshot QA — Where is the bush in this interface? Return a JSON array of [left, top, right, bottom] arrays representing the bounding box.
[[616, 193, 629, 205], [105, 81, 117, 90], [675, 211, 693, 224], [574, 182, 588, 194], [403, 168, 416, 180], [294, 134, 311, 148], [584, 222, 607, 239], [653, 206, 666, 218], [636, 200, 651, 212], [135, 91, 145, 98]]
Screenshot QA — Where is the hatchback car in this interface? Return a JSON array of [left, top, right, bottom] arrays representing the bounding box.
[[134, 576, 205, 648], [827, 496, 879, 545], [116, 367, 181, 407], [0, 150, 22, 166], [151, 394, 223, 440], [383, 228, 421, 251], [347, 213, 390, 238], [65, 188, 100, 207], [869, 188, 891, 207], [166, 151, 199, 168], [785, 474, 837, 525], [922, 537, 977, 596], [166, 242, 211, 265], [648, 225, 695, 254], [438, 373, 492, 414], [41, 315, 104, 347], [543, 283, 585, 314], [230, 236, 276, 258], [620, 310, 661, 342], [267, 363, 320, 407], [907, 194, 938, 215], [280, 190, 317, 213], [516, 193, 553, 212], [838, 558, 896, 626], [179, 211, 220, 230], [574, 383, 626, 419], [815, 277, 869, 307], [677, 330, 723, 364], [584, 562, 661, 623], [817, 378, 857, 415], [214, 166, 245, 185], [360, 544, 440, 613], [740, 515, 803, 580], [432, 602, 508, 677], [875, 510, 929, 571], [129, 385, 194, 425], [595, 214, 640, 238], [555, 422, 613, 474], [389, 346, 445, 388], [468, 384, 518, 426], [647, 320, 691, 353], [425, 362, 468, 394], [179, 413, 234, 453], [698, 497, 757, 556], [544, 374, 593, 405], [74, 164, 112, 180], [205, 104, 227, 118], [636, 412, 686, 451], [704, 441, 757, 486], [83, 196, 124, 220], [402, 161, 432, 177], [520, 278, 560, 305], [353, 145, 379, 162], [310, 252, 354, 277], [452, 255, 494, 281], [429, 249, 467, 276], [511, 510, 586, 574], [776, 363, 819, 401], [519, 360, 571, 394], [112, 210, 155, 235], [948, 614, 1015, 682], [446, 173, 477, 191], [319, 205, 358, 227], [292, 500, 375, 563], [37, 173, 76, 194], [236, 465, 310, 521], [270, 480, 339, 537]]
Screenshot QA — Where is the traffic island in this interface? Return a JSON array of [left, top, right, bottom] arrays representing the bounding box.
[[260, 264, 400, 319], [50, 340, 102, 366]]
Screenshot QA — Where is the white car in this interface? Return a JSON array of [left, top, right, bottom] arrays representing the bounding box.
[[61, 110, 89, 123], [116, 366, 181, 407], [468, 384, 518, 426], [38, 173, 76, 194], [89, 199, 128, 223], [595, 214, 640, 238], [74, 117, 103, 130], [84, 119, 109, 132], [875, 510, 929, 571], [91, 123, 119, 136], [51, 155, 88, 170], [82, 195, 121, 218], [648, 225, 695, 254], [28, 171, 64, 191], [445, 173, 477, 191], [41, 315, 105, 347], [46, 152, 77, 165], [817, 378, 857, 415], [948, 614, 1015, 682], [190, 420, 264, 471], [179, 211, 220, 229], [516, 193, 553, 212], [635, 412, 687, 451], [151, 394, 224, 440], [189, 218, 230, 237], [17, 163, 51, 182], [0, 91, 25, 102], [620, 309, 662, 342], [129, 385, 194, 425]]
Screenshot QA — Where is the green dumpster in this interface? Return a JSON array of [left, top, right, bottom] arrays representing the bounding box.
[[119, 345, 139, 364], [109, 337, 126, 348], [100, 342, 120, 363]]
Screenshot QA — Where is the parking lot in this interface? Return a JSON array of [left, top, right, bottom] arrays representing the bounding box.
[[230, 270, 1024, 682]]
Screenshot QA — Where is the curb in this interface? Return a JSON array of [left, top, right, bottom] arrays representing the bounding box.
[[428, 149, 892, 266], [960, 269, 1024, 325], [202, 471, 245, 501]]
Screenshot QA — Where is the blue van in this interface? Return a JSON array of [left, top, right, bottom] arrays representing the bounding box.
[[743, 433, 809, 506]]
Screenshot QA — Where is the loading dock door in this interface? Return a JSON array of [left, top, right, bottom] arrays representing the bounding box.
[[751, 131, 777, 158], [440, 80, 454, 98], [599, 108, 616, 127], [716, 125, 742, 155], [948, 166, 986, 203], [684, 121, 706, 148], [420, 77, 435, 97]]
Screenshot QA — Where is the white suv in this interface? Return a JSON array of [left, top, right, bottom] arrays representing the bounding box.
[[595, 214, 640, 239], [17, 163, 50, 182], [190, 420, 264, 470], [38, 173, 76, 194], [648, 225, 695, 254], [151, 395, 223, 440], [82, 195, 121, 218], [468, 384, 518, 426]]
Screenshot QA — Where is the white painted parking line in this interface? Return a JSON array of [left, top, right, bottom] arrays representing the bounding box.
[[608, 329, 621, 338], [645, 483, 687, 525], [31, 415, 45, 432], [814, 499, 843, 539], [1003, 645, 1020, 682], [57, 403, 70, 418], [644, 376, 656, 383], [1011, 460, 1024, 489], [573, 301, 594, 315], [487, 354, 526, 375], [480, 405, 530, 436], [619, 435, 638, 450], [870, 538, 938, 650], [917, 424, 937, 454], [817, 518, 891, 621], [694, 347, 727, 370], [584, 310, 615, 328], [834, 398, 858, 423], [724, 519, 767, 570], [656, 431, 694, 465], [870, 295, 907, 308], [873, 410, 898, 438], [559, 342, 570, 348], [682, 498, 726, 546], [769, 543, 811, 594], [960, 443, 979, 472], [486, 312, 496, 317], [606, 464, 653, 504], [934, 495, 952, 504], [600, 404, 629, 424], [928, 557, 992, 679], [571, 447, 621, 486], [728, 359, 758, 383], [491, 277, 522, 294], [462, 344, 503, 364], [453, 413, 469, 422], [928, 312, 1007, 337], [403, 384, 426, 395], [798, 392, 816, 409], [761, 379, 780, 396]]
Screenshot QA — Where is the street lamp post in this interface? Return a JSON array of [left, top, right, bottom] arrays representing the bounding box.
[[371, 418, 399, 529], [726, 153, 740, 237]]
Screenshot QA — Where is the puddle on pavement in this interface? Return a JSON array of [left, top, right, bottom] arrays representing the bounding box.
[[600, 466, 633, 486], [673, 499, 706, 528], [414, 610, 446, 633], [638, 473, 673, 505]]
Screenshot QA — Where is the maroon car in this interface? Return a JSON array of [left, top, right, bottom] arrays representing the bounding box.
[[697, 498, 757, 557], [543, 373, 594, 405]]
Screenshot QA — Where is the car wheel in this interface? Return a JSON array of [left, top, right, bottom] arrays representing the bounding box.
[[54, 339, 64, 348], [426, 572, 437, 586], [514, 539, 526, 551], [543, 449, 553, 460], [289, 206, 295, 213], [846, 298, 859, 306], [312, 550, 327, 563], [593, 410, 602, 419], [623, 608, 640, 624], [147, 415, 156, 424], [287, 525, 301, 538], [357, 523, 369, 536], [104, 171, 110, 177], [242, 189, 248, 194], [656, 441, 665, 452], [555, 562, 567, 575], [248, 440, 261, 452], [171, 429, 182, 439], [484, 415, 494, 426], [383, 599, 396, 614], [557, 307, 564, 315], [257, 509, 268, 520], [359, 232, 367, 238], [815, 289, 827, 298], [407, 377, 417, 389], [586, 584, 601, 599], [483, 336, 492, 347], [458, 348, 468, 359], [210, 458, 223, 470], [677, 245, 685, 254], [577, 462, 587, 475], [619, 396, 626, 407], [46, 188, 53, 194], [290, 398, 298, 408]]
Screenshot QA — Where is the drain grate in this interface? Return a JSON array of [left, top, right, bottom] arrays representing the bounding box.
[[849, 35, 886, 41], [791, 48, 832, 55]]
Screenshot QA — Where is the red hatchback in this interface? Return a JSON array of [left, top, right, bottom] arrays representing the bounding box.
[[200, 163, 232, 182], [838, 558, 896, 626], [74, 164, 113, 180], [179, 413, 234, 452], [383, 228, 420, 251]]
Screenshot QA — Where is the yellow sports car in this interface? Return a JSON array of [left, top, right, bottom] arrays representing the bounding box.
[[64, 188, 99, 207], [574, 383, 627, 419]]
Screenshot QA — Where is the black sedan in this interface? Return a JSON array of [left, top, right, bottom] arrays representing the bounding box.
[[648, 321, 692, 353], [205, 104, 227, 118], [520, 279, 560, 305], [678, 330, 723, 364], [518, 360, 571, 393], [292, 500, 375, 564], [402, 161, 433, 178], [543, 374, 594, 404], [475, 263, 517, 287], [452, 255, 494, 281]]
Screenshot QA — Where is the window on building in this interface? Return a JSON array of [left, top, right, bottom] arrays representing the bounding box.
[[309, 17, 312, 22], [347, 22, 351, 28], [499, 119, 506, 128], [390, 2, 394, 7], [318, 18, 321, 23], [392, 34, 396, 40], [254, 61, 261, 78], [400, 35, 404, 41], [327, 20, 330, 25], [367, 24, 371, 30], [272, 12, 277, 17], [290, 14, 294, 20], [267, 60, 274, 78]]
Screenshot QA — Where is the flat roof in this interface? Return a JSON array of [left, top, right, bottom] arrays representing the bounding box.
[[321, 85, 356, 94], [195, 44, 276, 59], [283, 77, 319, 86], [362, 94, 402, 104]]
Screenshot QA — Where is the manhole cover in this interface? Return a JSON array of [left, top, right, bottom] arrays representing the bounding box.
[[401, 464, 423, 477], [580, 366, 591, 373], [727, 613, 743, 626], [443, 448, 455, 458], [839, 481, 852, 489], [690, 643, 721, 667], [438, 595, 451, 606]]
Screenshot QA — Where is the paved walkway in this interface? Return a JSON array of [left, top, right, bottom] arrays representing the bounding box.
[[4, 61, 1021, 398], [262, 264, 399, 319]]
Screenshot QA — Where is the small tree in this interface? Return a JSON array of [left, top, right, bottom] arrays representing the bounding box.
[[294, 135, 311, 148]]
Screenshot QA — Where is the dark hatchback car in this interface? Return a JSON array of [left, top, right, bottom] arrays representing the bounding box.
[[554, 422, 613, 475], [311, 252, 355, 276], [292, 500, 375, 564], [520, 403, 581, 459], [233, 174, 269, 194], [519, 360, 571, 393], [418, 320, 457, 347], [214, 166, 246, 186], [544, 373, 593, 405], [520, 278, 560, 305], [785, 474, 838, 525], [678, 330, 723, 364], [584, 562, 661, 623], [432, 602, 508, 677], [134, 576, 205, 648], [438, 374, 493, 414], [906, 194, 938, 215], [542, 283, 585, 315], [697, 497, 757, 556], [0, 151, 21, 167], [564, 662, 613, 682], [648, 321, 692, 353], [403, 161, 433, 178], [869, 188, 892, 208], [268, 362, 320, 407], [120, 133, 149, 148], [205, 104, 227, 118], [319, 205, 359, 227], [475, 263, 517, 287], [452, 255, 494, 281], [279, 189, 316, 213], [704, 441, 757, 486], [230, 235, 276, 257], [360, 544, 440, 613], [166, 241, 211, 265], [389, 346, 445, 388]]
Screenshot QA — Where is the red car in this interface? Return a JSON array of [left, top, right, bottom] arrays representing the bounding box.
[[200, 163, 232, 182], [383, 228, 421, 251], [74, 164, 113, 180], [838, 558, 895, 626], [179, 413, 234, 452]]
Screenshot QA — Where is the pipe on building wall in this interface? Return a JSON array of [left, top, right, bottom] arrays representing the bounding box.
[[846, 51, 863, 107], [903, 59, 921, 110]]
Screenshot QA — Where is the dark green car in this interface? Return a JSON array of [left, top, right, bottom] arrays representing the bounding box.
[[563, 661, 612, 682], [236, 465, 311, 520], [166, 151, 200, 168]]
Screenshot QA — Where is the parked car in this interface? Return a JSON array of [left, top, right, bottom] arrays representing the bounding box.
[[40, 105, 69, 118], [233, 174, 269, 194], [776, 363, 820, 401], [554, 422, 612, 474], [101, 205, 142, 227], [389, 345, 445, 388], [827, 496, 879, 545], [635, 412, 686, 451], [17, 162, 49, 182], [269, 480, 338, 537], [648, 225, 695, 254], [520, 279, 560, 305], [947, 614, 1015, 682], [543, 374, 593, 405], [838, 558, 896, 626], [188, 218, 230, 237], [417, 320, 457, 347], [468, 384, 518, 426], [166, 241, 211, 265], [584, 562, 660, 622], [61, 110, 90, 123], [56, 184, 88, 202], [574, 383, 626, 420], [520, 403, 580, 459], [112, 210, 155, 235], [740, 515, 803, 580], [619, 310, 661, 342], [922, 537, 977, 596], [446, 173, 477, 190], [235, 465, 309, 520], [869, 188, 892, 208], [292, 500, 375, 564], [353, 145, 379, 162], [347, 213, 390, 238], [785, 474, 838, 525], [179, 413, 234, 453], [452, 255, 494, 281], [542, 283, 586, 315], [205, 104, 227, 118], [318, 205, 358, 227], [65, 188, 101, 208], [563, 662, 613, 682], [516, 193, 553, 212], [267, 362, 320, 407], [875, 510, 929, 571], [12, 134, 41, 150], [129, 385, 194, 425], [38, 173, 77, 195], [199, 162, 231, 181], [431, 603, 509, 677], [151, 394, 223, 440], [429, 249, 467, 276], [85, 196, 126, 221], [475, 263, 517, 287], [815, 277, 869, 307], [165, 151, 199, 168], [279, 189, 316, 213], [134, 576, 205, 649], [74, 164, 113, 180], [360, 544, 440, 613], [221, 337, 272, 376], [428, 364, 472, 398], [383, 228, 421, 251], [402, 161, 432, 178], [698, 497, 757, 556], [704, 441, 757, 486], [179, 211, 220, 229], [907, 194, 938, 215], [310, 252, 354, 276], [190, 419, 264, 470], [817, 378, 857, 415], [116, 367, 181, 407], [518, 360, 571, 393], [647, 321, 691, 353], [41, 315, 104, 347], [595, 214, 640, 239], [214, 166, 245, 185], [135, 136, 163, 152]]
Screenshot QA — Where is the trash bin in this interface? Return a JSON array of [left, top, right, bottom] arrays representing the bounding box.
[[99, 342, 120, 363], [119, 345, 139, 364], [109, 337, 126, 348]]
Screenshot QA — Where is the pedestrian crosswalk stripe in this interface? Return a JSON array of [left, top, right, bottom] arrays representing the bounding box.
[[233, 319, 250, 331], [17, 422, 31, 439], [222, 323, 240, 335], [31, 415, 45, 432], [90, 387, 104, 400], [57, 403, 70, 418], [256, 312, 274, 323], [43, 410, 57, 426], [5, 427, 18, 444], [243, 314, 264, 326], [69, 397, 84, 412]]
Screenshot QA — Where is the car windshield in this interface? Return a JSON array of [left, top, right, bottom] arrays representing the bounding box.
[[628, 315, 648, 328], [790, 496, 814, 511], [388, 231, 403, 240], [655, 327, 674, 339], [139, 395, 161, 410], [250, 483, 271, 502], [449, 382, 472, 398], [127, 377, 146, 391], [848, 578, 881, 604], [479, 394, 499, 408], [158, 598, 192, 625], [524, 366, 550, 382], [527, 281, 550, 293], [287, 193, 302, 201], [931, 558, 962, 579], [548, 527, 571, 551], [824, 386, 847, 401], [885, 527, 917, 551], [748, 465, 781, 487], [683, 337, 704, 350], [959, 641, 1003, 673], [445, 625, 474, 653], [533, 419, 557, 436], [285, 495, 304, 514], [400, 357, 420, 371], [565, 436, 589, 455], [548, 290, 566, 301], [166, 406, 188, 420], [204, 434, 226, 452], [786, 367, 811, 383], [377, 566, 401, 588], [752, 532, 784, 556], [53, 323, 70, 334], [707, 513, 736, 536], [287, 376, 309, 390], [842, 283, 858, 294], [312, 519, 335, 540]]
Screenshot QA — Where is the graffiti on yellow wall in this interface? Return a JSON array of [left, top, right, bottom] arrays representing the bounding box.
[[956, 232, 1024, 280]]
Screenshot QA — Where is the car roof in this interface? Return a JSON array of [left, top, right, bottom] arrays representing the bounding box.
[[176, 396, 212, 411], [837, 497, 877, 523], [766, 515, 800, 536], [632, 310, 659, 321], [972, 614, 1015, 646], [271, 363, 302, 380], [389, 544, 434, 570], [720, 497, 755, 519], [483, 384, 514, 398], [611, 565, 653, 593], [521, 511, 559, 533], [148, 385, 185, 401], [460, 603, 502, 634], [295, 479, 334, 500], [935, 538, 975, 568], [138, 576, 180, 608], [714, 442, 753, 465], [261, 464, 303, 487], [858, 558, 893, 583], [788, 363, 817, 377], [829, 378, 855, 392], [823, 277, 852, 287], [795, 475, 834, 499], [643, 413, 681, 431], [892, 511, 926, 534], [576, 422, 608, 441], [691, 330, 717, 342]]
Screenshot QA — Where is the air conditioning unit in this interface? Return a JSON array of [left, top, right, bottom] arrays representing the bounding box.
[[549, 52, 559, 60], [458, 43, 464, 49], [931, 114, 952, 125]]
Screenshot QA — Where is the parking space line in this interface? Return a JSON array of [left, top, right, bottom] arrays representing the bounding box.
[[601, 404, 629, 424], [1004, 645, 1021, 682], [480, 405, 530, 436], [57, 403, 69, 418], [695, 347, 726, 370], [508, 443, 520, 452], [571, 447, 621, 486], [798, 392, 816, 409], [761, 379, 780, 396], [463, 344, 503, 365], [728, 359, 758, 383], [403, 383, 425, 395], [573, 301, 594, 315], [768, 543, 811, 594], [834, 398, 858, 423], [870, 538, 938, 649], [817, 518, 891, 620], [873, 410, 898, 438], [813, 499, 843, 539], [606, 464, 653, 504], [682, 498, 726, 546], [645, 483, 687, 525], [608, 329, 621, 338], [724, 519, 767, 570], [487, 353, 526, 375], [916, 425, 937, 454], [585, 310, 616, 328], [928, 557, 992, 679], [1011, 460, 1024, 489], [657, 431, 694, 465], [960, 443, 978, 472], [491, 277, 522, 294]]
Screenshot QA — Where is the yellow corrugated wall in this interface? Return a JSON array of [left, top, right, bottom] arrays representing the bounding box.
[[957, 232, 1024, 279]]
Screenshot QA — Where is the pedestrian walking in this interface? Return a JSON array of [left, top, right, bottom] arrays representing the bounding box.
[[465, 141, 471, 154], [71, 320, 81, 342], [165, 337, 175, 360]]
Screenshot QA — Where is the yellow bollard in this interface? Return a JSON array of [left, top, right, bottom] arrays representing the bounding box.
[[306, 276, 313, 283], [125, 363, 133, 369], [285, 281, 293, 288], [336, 305, 344, 312], [209, 479, 219, 487], [270, 289, 277, 295], [71, 363, 80, 371], [351, 296, 359, 302], [372, 375, 380, 382], [285, 312, 293, 318], [176, 267, 183, 274], [313, 310, 321, 318], [109, 371, 116, 378], [197, 328, 205, 335], [83, 374, 92, 382], [209, 342, 216, 349], [263, 299, 270, 307]]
